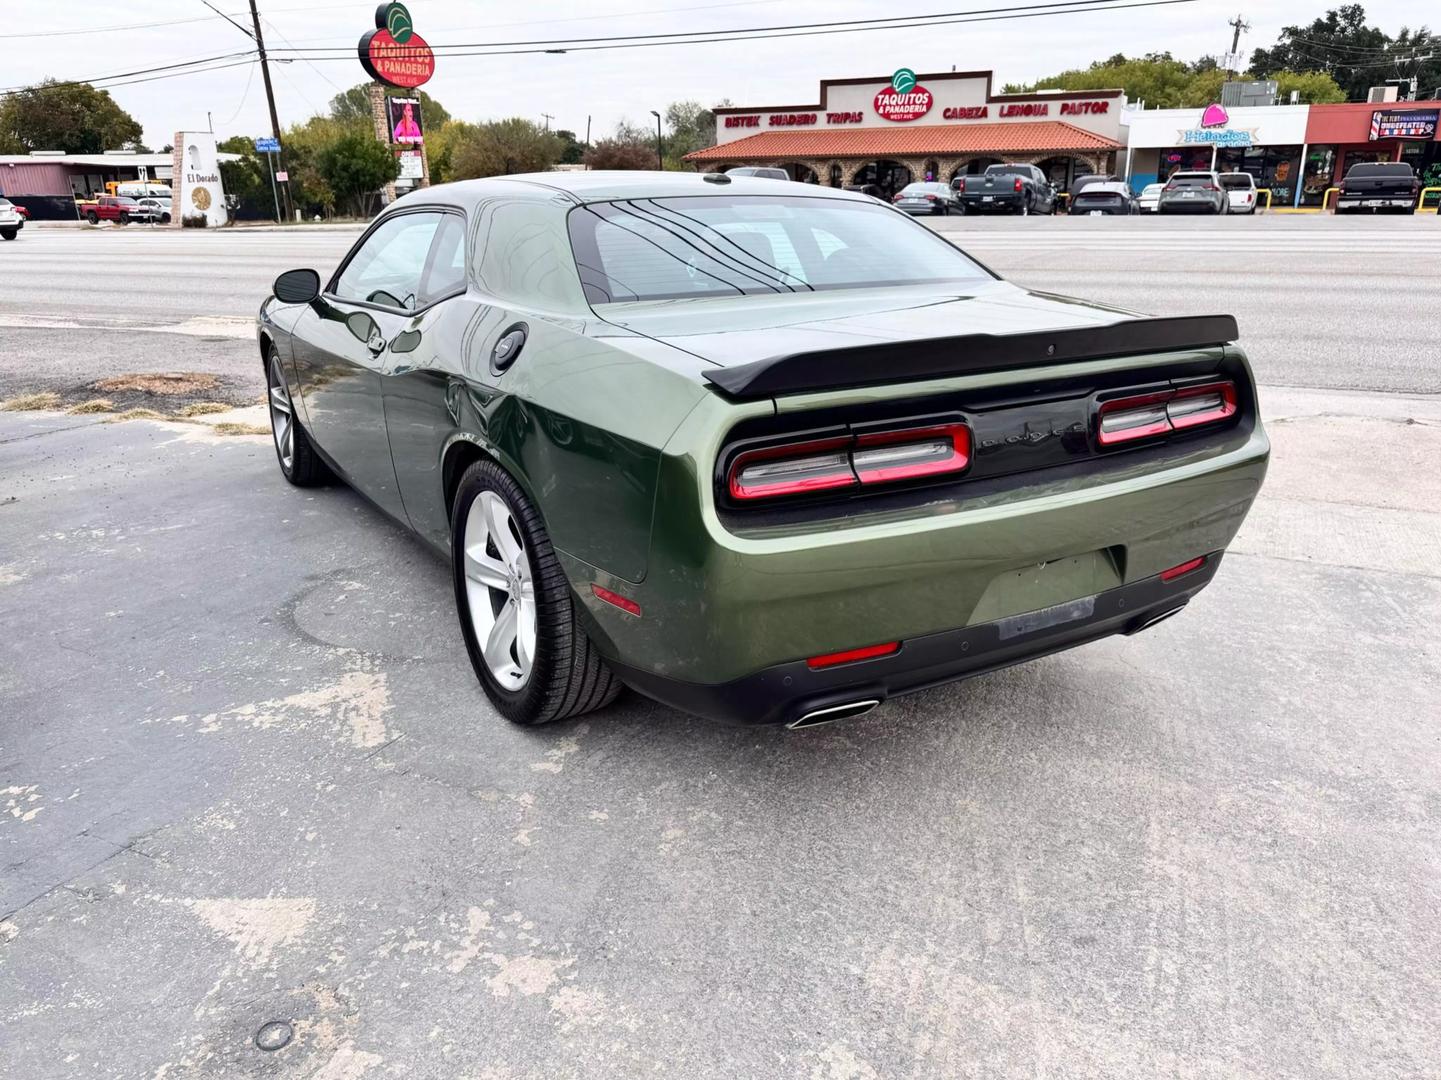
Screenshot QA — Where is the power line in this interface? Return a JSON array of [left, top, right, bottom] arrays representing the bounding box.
[[0, 51, 256, 97], [266, 0, 1187, 53]]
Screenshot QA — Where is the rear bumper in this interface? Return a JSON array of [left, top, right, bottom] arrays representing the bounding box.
[[961, 193, 1023, 210], [610, 555, 1223, 726], [1159, 201, 1222, 214], [1336, 194, 1416, 209]]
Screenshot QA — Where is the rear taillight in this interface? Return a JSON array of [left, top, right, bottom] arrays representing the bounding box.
[[851, 424, 970, 484], [1014, 177, 1024, 192], [1202, 183, 1219, 192], [728, 436, 855, 500], [924, 194, 937, 202], [1096, 381, 1238, 447], [727, 423, 972, 502]]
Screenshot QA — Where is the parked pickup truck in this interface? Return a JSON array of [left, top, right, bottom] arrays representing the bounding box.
[[953, 163, 1056, 215], [1335, 162, 1420, 214], [79, 195, 161, 225]]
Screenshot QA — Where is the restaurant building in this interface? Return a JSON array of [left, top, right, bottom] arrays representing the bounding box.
[[1122, 104, 1310, 206], [685, 69, 1126, 194]]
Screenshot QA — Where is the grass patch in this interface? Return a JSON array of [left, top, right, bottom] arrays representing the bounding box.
[[66, 398, 116, 415], [178, 401, 232, 417], [1, 391, 63, 411], [92, 372, 220, 396], [103, 408, 173, 423], [211, 422, 270, 436]]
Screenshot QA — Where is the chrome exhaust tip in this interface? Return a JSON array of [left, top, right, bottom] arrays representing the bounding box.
[[1125, 604, 1186, 636], [786, 699, 881, 730]]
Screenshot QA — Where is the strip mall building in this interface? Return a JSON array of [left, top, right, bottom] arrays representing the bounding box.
[[685, 69, 1126, 192], [686, 68, 1441, 206]]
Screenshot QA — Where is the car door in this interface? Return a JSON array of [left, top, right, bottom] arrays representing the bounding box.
[[289, 209, 449, 519]]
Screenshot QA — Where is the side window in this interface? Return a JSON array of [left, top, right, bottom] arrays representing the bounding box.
[[420, 213, 467, 304], [333, 212, 442, 310]]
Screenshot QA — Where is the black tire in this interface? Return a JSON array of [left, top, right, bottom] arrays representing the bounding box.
[[451, 458, 621, 726], [117, 212, 129, 225], [161, 213, 171, 224], [266, 349, 333, 487], [0, 229, 16, 241], [86, 211, 99, 224]]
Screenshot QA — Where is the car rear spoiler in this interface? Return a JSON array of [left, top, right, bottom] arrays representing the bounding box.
[[702, 314, 1239, 400]]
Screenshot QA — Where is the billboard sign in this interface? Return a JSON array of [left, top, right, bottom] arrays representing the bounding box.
[[388, 97, 424, 145], [360, 3, 435, 88], [1370, 109, 1438, 141], [874, 68, 933, 123]]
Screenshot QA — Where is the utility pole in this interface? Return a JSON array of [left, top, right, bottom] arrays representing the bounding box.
[[248, 0, 292, 221], [541, 113, 554, 133], [650, 110, 664, 171], [1225, 13, 1250, 78]]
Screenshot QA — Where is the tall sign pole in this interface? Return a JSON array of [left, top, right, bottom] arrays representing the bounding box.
[[359, 4, 437, 203], [248, 0, 292, 221]]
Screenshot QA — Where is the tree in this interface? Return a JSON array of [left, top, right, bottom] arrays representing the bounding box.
[[583, 135, 656, 171], [217, 135, 271, 218], [1250, 6, 1437, 102], [554, 129, 586, 165], [448, 118, 562, 179], [318, 130, 398, 217], [660, 100, 725, 167], [0, 80, 143, 153], [329, 84, 452, 129], [1004, 52, 1346, 106]]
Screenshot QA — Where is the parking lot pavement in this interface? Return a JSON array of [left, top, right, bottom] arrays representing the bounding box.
[[2, 378, 1439, 1077]]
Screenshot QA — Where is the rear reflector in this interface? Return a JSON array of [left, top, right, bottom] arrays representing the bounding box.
[[806, 641, 900, 669], [1159, 555, 1206, 582], [591, 584, 641, 616], [1097, 381, 1238, 446]]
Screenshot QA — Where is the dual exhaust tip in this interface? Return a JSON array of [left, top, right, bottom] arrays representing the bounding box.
[[786, 698, 881, 730]]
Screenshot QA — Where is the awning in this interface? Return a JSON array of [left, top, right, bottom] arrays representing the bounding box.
[[686, 121, 1120, 162]]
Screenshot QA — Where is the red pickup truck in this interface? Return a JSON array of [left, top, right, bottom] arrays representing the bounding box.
[[80, 195, 161, 225]]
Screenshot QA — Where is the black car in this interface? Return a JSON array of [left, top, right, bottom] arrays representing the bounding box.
[[1068, 182, 1137, 215]]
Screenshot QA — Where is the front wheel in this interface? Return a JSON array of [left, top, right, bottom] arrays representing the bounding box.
[[0, 229, 16, 241], [85, 211, 99, 224], [117, 212, 129, 225], [452, 459, 621, 726]]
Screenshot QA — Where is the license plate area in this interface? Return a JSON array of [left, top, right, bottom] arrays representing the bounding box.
[[969, 549, 1124, 626], [995, 595, 1096, 640]]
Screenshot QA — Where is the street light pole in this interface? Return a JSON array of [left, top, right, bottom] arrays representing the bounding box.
[[650, 110, 664, 171]]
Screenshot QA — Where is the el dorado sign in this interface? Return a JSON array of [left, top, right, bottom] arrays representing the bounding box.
[[359, 3, 435, 89], [874, 68, 933, 123]]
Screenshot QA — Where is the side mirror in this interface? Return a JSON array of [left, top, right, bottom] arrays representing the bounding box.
[[273, 268, 321, 304]]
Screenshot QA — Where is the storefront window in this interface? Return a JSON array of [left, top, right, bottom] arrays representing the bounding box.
[[1300, 146, 1336, 206], [1158, 147, 1213, 180], [1216, 145, 1301, 206]]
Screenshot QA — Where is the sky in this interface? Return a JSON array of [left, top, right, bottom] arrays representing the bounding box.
[[8, 0, 1431, 150]]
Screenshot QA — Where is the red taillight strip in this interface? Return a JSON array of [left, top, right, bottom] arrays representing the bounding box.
[[1097, 380, 1238, 447], [1159, 555, 1206, 582], [807, 641, 900, 669], [591, 584, 641, 616], [727, 436, 856, 501], [727, 424, 972, 502], [852, 423, 971, 484]]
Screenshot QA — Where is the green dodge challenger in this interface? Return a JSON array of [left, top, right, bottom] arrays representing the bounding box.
[[257, 172, 1268, 728]]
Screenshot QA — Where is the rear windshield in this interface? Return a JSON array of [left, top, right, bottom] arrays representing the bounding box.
[[899, 183, 949, 195], [985, 166, 1030, 177], [1168, 175, 1213, 188], [1218, 174, 1255, 189], [567, 195, 991, 304], [1347, 164, 1411, 178]]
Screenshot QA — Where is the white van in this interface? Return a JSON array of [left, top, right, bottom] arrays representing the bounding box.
[[1218, 172, 1258, 214]]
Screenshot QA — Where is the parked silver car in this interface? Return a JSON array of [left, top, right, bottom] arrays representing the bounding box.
[[1158, 171, 1229, 215], [724, 166, 790, 181]]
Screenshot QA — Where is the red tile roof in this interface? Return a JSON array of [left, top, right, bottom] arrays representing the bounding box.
[[686, 121, 1120, 162]]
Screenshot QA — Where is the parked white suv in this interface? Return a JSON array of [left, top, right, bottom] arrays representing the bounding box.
[[1219, 172, 1259, 214]]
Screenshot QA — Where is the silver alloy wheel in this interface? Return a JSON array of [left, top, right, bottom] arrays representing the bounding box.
[[462, 491, 537, 691], [267, 355, 295, 472]]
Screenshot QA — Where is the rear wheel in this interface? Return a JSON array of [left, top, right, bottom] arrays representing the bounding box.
[[452, 459, 621, 726], [0, 229, 16, 241], [266, 349, 332, 487]]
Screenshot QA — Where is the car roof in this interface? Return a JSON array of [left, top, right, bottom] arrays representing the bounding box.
[[392, 170, 870, 209]]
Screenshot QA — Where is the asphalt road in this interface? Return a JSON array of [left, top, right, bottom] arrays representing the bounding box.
[[3, 217, 1440, 1078], [1, 215, 1439, 403]]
